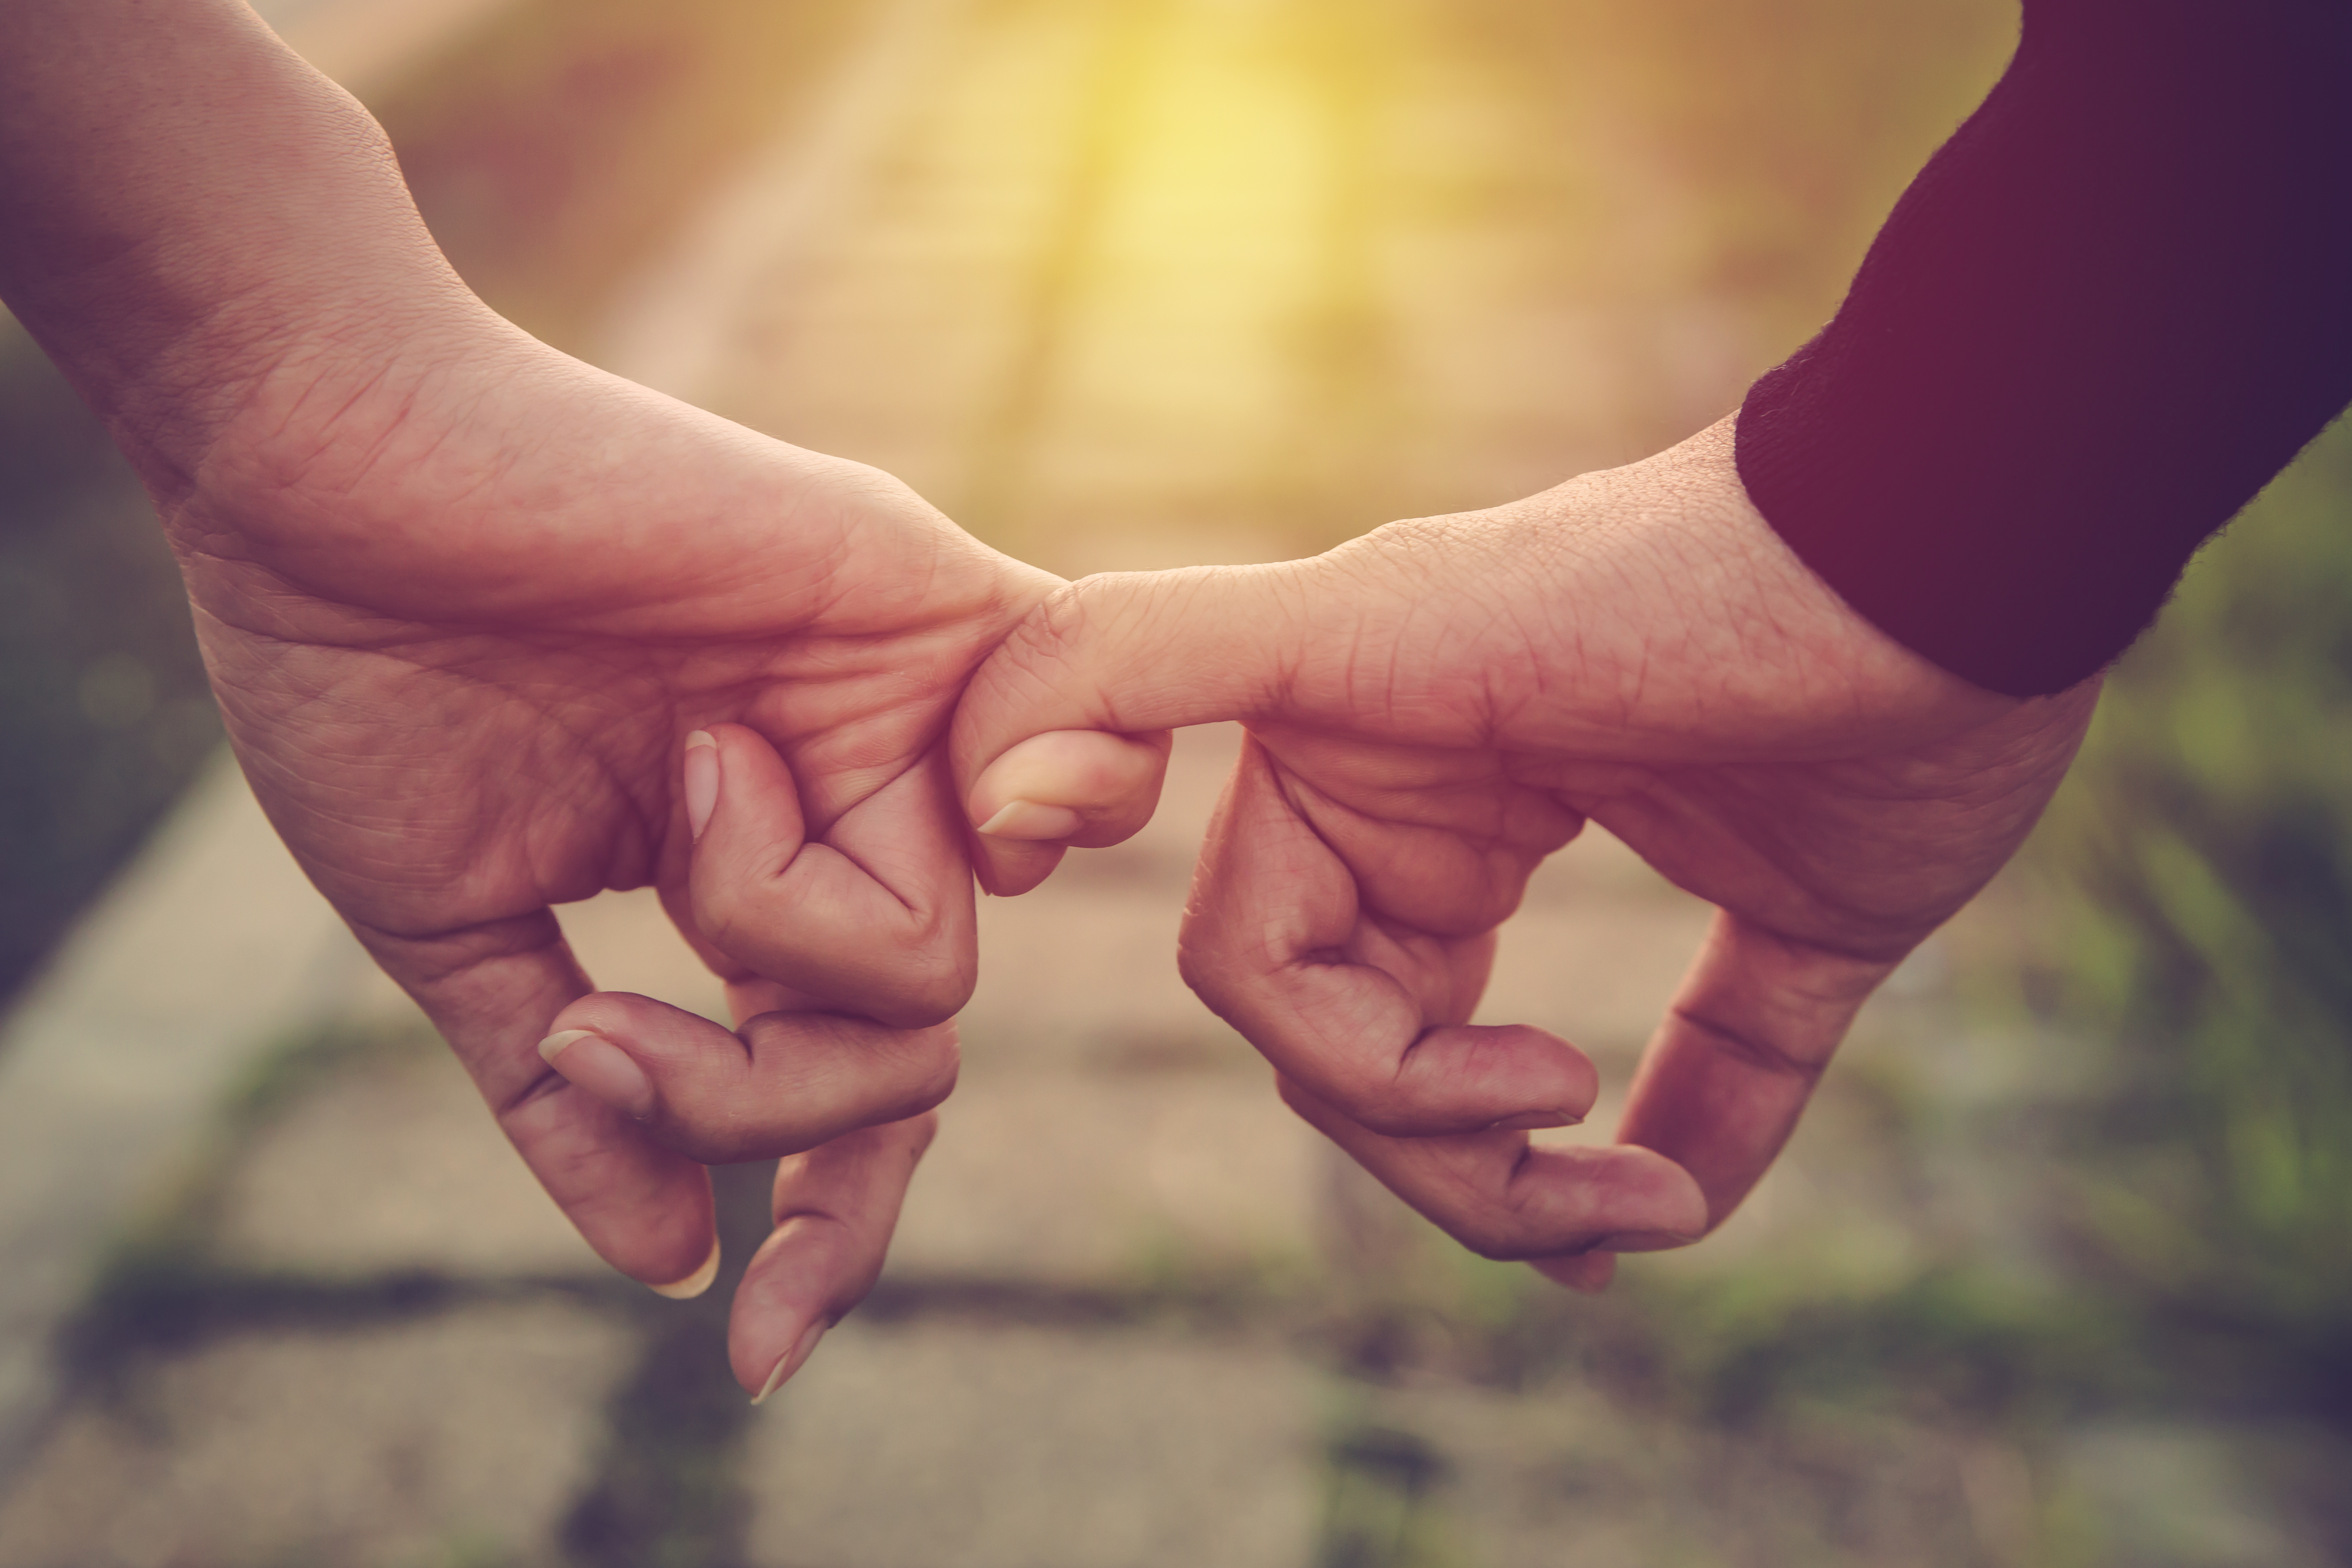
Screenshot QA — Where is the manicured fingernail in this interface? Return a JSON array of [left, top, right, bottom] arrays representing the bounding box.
[[751, 1318, 829, 1406], [976, 799, 1082, 840], [1485, 1108, 1583, 1132], [534, 1027, 655, 1119], [684, 729, 720, 841], [649, 1234, 721, 1300], [537, 1028, 597, 1066]]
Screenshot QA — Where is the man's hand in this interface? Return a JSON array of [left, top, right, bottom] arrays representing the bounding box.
[[951, 416, 2099, 1288]]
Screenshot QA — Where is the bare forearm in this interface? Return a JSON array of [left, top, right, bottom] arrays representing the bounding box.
[[0, 0, 476, 499]]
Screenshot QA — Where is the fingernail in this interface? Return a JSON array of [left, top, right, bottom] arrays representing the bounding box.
[[976, 799, 1083, 840], [535, 1027, 656, 1119], [537, 1028, 597, 1066], [648, 1234, 721, 1300], [684, 729, 720, 841], [751, 1318, 829, 1406], [1485, 1108, 1583, 1132]]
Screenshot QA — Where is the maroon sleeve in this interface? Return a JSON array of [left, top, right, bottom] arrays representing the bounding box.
[[1734, 0, 2352, 697]]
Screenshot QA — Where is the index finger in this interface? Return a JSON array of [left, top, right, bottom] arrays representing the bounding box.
[[1180, 735, 1605, 1135], [354, 911, 720, 1294]]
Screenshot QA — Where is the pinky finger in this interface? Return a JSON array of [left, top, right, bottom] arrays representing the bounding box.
[[727, 1112, 936, 1402]]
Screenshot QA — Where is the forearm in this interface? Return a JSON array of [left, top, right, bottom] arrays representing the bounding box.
[[0, 0, 478, 503], [1737, 0, 2352, 697]]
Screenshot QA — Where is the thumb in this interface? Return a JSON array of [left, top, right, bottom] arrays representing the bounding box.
[[951, 560, 1339, 895]]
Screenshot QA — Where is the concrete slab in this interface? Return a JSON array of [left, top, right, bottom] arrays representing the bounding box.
[[2057, 1422, 2345, 1568], [743, 1319, 1316, 1568], [887, 1070, 1318, 1288], [210, 1041, 607, 1281], [0, 1300, 632, 1568], [0, 754, 362, 1467], [1340, 1377, 2012, 1568]]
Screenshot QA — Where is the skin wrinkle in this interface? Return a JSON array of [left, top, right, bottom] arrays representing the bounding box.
[[1579, 537, 1656, 738], [1408, 547, 1507, 744], [1442, 1145, 1547, 1261], [192, 314, 464, 533], [712, 852, 946, 985], [1258, 775, 1489, 1102], [1620, 793, 1893, 954], [996, 583, 1109, 728], [788, 830, 936, 924], [787, 480, 880, 628], [1494, 1142, 1558, 1251], [303, 353, 413, 487], [123, 259, 322, 436], [213, 617, 674, 903], [502, 1064, 581, 1122], [146, 313, 322, 513], [18, 0, 1104, 1372], [243, 584, 960, 893], [1668, 997, 1835, 1083]]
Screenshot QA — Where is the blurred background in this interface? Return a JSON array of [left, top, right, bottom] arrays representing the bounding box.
[[1, 0, 2348, 1563]]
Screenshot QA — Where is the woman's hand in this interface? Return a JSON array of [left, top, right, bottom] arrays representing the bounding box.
[[179, 324, 1056, 1388], [950, 416, 2098, 1287], [1, 0, 1057, 1396]]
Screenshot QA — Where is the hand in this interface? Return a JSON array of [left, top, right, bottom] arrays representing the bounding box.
[[0, 0, 1056, 1397], [950, 416, 2099, 1288], [175, 317, 1055, 1391]]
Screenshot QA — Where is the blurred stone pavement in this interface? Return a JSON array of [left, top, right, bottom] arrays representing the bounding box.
[[2, 1, 2343, 1565]]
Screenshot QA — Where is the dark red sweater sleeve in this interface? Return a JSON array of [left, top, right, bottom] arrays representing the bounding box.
[[1734, 0, 2352, 697]]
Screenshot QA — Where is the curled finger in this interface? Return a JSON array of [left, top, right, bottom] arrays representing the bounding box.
[[686, 725, 975, 1028], [1616, 909, 1894, 1229], [730, 1112, 937, 1401], [1280, 1074, 1708, 1262], [1179, 735, 1598, 1134], [538, 989, 958, 1165], [360, 914, 720, 1296], [966, 727, 1172, 895]]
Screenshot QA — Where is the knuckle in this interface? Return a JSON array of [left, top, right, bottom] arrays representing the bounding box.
[[995, 571, 1179, 719], [1174, 914, 1259, 1020], [898, 1107, 944, 1159], [999, 580, 1104, 686], [891, 1046, 959, 1119], [664, 1116, 768, 1167], [1450, 1208, 1540, 1262], [863, 941, 976, 1031], [1329, 1068, 1423, 1135], [1173, 931, 1229, 1005], [1674, 1005, 1826, 1085], [690, 872, 759, 962]]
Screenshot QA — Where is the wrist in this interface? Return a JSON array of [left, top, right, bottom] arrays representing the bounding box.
[[0, 0, 485, 515], [1451, 416, 2023, 757], [165, 305, 546, 575]]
